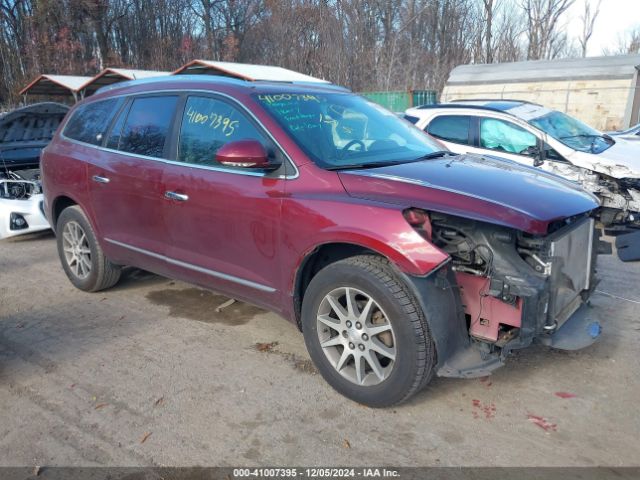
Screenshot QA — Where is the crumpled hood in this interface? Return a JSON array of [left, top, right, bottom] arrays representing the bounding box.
[[566, 138, 640, 178], [338, 154, 599, 235]]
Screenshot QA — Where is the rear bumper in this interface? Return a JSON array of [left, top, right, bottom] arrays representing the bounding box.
[[0, 193, 51, 239]]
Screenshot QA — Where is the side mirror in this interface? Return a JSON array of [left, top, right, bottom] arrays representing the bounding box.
[[215, 140, 275, 169], [522, 145, 544, 167]]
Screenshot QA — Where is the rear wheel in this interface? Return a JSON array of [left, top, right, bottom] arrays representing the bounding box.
[[56, 206, 121, 292], [301, 255, 436, 407]]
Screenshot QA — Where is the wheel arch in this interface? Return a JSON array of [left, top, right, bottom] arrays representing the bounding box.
[[50, 194, 79, 232], [291, 239, 448, 331]]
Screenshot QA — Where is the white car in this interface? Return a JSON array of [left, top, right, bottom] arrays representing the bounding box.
[[404, 100, 640, 229], [608, 123, 640, 141]]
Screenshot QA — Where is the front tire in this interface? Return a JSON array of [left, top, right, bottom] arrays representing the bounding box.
[[301, 255, 436, 407], [56, 205, 121, 292]]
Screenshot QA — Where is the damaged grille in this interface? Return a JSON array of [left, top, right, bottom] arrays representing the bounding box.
[[547, 218, 594, 328]]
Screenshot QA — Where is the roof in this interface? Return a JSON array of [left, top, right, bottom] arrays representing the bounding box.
[[79, 68, 170, 93], [423, 100, 529, 111], [447, 54, 640, 85], [173, 59, 330, 84], [408, 100, 554, 122], [93, 74, 347, 97], [19, 74, 93, 96]]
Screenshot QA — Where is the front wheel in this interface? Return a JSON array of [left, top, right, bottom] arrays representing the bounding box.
[[56, 205, 121, 292], [301, 255, 436, 407]]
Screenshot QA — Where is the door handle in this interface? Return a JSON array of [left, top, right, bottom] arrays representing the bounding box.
[[164, 191, 189, 202], [92, 175, 110, 184]]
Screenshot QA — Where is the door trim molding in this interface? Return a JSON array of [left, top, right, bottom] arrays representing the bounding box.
[[104, 238, 277, 293]]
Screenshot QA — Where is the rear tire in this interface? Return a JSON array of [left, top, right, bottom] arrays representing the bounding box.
[[56, 205, 121, 292], [301, 255, 436, 407]]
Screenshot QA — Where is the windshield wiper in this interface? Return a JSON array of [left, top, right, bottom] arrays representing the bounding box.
[[326, 160, 415, 171], [559, 134, 610, 141], [326, 151, 452, 171], [413, 150, 452, 161]]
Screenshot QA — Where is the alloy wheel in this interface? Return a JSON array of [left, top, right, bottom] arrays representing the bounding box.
[[316, 287, 396, 386], [61, 220, 92, 279]]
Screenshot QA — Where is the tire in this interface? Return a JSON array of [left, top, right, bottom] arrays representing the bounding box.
[[301, 255, 436, 407], [56, 205, 121, 292]]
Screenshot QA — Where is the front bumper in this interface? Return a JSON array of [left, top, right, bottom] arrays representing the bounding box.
[[537, 302, 602, 350], [0, 193, 51, 239], [423, 216, 601, 378]]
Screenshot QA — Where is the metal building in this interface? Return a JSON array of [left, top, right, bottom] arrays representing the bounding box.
[[442, 54, 640, 130]]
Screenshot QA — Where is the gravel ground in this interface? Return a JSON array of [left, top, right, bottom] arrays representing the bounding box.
[[0, 231, 639, 467]]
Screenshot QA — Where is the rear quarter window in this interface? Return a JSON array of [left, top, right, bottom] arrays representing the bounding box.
[[403, 115, 420, 125], [426, 115, 471, 145], [63, 98, 122, 145]]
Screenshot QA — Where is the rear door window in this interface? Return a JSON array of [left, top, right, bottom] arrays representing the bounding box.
[[177, 96, 269, 168], [63, 98, 122, 145], [480, 118, 538, 155], [118, 96, 179, 158], [426, 115, 471, 145]]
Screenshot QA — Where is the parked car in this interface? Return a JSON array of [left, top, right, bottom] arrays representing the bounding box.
[[42, 77, 602, 407], [404, 100, 640, 234], [608, 123, 640, 141], [0, 102, 69, 239]]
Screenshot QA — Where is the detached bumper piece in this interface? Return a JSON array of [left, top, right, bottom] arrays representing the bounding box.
[[537, 303, 602, 350], [616, 230, 640, 262]]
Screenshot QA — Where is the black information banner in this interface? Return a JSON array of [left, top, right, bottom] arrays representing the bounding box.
[[1, 467, 639, 480]]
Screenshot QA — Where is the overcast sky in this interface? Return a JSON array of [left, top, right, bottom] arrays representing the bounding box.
[[566, 0, 640, 56]]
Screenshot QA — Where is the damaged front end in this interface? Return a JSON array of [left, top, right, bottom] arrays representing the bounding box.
[[418, 210, 602, 378], [0, 168, 49, 239]]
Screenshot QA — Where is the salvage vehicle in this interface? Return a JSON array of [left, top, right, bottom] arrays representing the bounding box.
[[0, 102, 69, 239], [42, 76, 603, 406], [404, 100, 640, 258]]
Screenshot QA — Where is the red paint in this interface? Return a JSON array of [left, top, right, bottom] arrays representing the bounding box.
[[554, 392, 577, 399], [456, 272, 523, 342], [216, 140, 270, 168], [527, 414, 557, 432]]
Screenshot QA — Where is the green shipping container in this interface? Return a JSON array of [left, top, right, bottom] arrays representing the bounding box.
[[358, 90, 438, 112]]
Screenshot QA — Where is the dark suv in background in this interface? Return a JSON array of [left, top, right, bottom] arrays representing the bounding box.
[[42, 76, 602, 406]]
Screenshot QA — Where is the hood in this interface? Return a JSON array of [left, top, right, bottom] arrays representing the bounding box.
[[566, 138, 640, 178], [338, 154, 599, 235]]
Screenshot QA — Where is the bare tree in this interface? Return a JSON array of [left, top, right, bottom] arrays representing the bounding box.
[[521, 0, 575, 59], [602, 25, 640, 55], [578, 0, 601, 57]]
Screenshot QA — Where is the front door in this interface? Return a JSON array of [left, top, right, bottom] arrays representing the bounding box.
[[161, 94, 287, 309], [468, 117, 540, 167]]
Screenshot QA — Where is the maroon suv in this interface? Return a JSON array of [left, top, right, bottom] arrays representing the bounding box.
[[42, 76, 602, 407]]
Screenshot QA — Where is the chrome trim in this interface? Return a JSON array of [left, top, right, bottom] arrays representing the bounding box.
[[92, 175, 110, 184], [105, 238, 276, 293], [164, 191, 189, 202], [60, 89, 300, 180]]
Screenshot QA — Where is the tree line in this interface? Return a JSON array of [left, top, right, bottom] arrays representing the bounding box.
[[1, 0, 639, 107]]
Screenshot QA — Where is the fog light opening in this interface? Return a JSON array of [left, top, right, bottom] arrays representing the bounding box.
[[10, 212, 29, 230]]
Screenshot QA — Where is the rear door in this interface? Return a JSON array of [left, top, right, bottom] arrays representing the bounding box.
[[161, 94, 287, 308], [424, 114, 474, 154], [87, 94, 179, 267]]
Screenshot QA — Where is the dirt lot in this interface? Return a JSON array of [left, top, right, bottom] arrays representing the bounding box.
[[1, 231, 639, 467]]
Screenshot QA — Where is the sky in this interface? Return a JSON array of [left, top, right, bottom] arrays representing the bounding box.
[[565, 0, 640, 56]]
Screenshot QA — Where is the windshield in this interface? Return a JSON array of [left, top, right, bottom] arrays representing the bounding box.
[[254, 92, 444, 169], [528, 110, 613, 154]]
